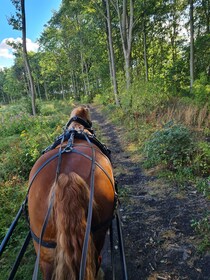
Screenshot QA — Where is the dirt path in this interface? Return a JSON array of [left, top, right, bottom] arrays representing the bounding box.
[[90, 105, 210, 280]]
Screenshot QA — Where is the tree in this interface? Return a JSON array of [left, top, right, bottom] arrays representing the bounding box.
[[103, 0, 120, 105], [112, 0, 134, 89], [8, 0, 36, 115], [190, 0, 194, 94]]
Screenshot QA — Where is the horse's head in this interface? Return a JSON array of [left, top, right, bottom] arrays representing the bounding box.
[[70, 106, 91, 123], [68, 106, 92, 131]]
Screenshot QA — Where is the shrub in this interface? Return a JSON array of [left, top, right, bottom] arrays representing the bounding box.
[[191, 215, 210, 252], [195, 177, 210, 198], [193, 73, 210, 106], [193, 141, 210, 176], [143, 123, 196, 170]]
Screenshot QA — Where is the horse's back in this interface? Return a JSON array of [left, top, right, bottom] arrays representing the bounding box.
[[28, 140, 115, 245]]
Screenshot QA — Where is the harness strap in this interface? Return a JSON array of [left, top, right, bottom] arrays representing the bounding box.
[[30, 214, 115, 249], [32, 132, 65, 280], [42, 130, 111, 161], [71, 148, 115, 190], [30, 230, 56, 249], [66, 116, 92, 129], [79, 133, 96, 280]]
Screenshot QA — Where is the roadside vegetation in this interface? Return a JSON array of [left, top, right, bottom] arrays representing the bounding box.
[[0, 100, 74, 279], [93, 78, 209, 253]]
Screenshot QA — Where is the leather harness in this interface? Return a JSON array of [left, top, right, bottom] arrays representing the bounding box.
[[27, 117, 118, 250]]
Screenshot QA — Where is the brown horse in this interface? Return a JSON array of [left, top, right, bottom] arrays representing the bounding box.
[[28, 106, 115, 280]]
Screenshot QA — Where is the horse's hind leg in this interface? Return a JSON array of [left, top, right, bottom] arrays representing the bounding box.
[[40, 260, 54, 280]]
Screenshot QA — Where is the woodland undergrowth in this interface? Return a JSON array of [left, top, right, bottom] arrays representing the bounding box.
[[94, 79, 210, 253], [0, 100, 74, 279]]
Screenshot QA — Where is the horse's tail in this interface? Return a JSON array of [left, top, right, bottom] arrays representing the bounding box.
[[51, 172, 97, 280]]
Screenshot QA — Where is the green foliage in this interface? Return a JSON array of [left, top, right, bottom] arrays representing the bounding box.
[[93, 91, 115, 106], [0, 179, 26, 239], [193, 74, 210, 106], [119, 79, 168, 115], [195, 177, 210, 198], [23, 97, 41, 115], [191, 215, 210, 252], [0, 99, 75, 279], [0, 100, 72, 181], [143, 124, 195, 170], [193, 141, 210, 176]]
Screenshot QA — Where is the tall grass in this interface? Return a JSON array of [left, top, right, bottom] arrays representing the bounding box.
[[0, 99, 74, 279]]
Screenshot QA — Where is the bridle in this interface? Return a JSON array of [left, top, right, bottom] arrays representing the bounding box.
[[66, 116, 94, 134]]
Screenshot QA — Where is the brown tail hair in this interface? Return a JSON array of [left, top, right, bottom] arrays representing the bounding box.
[[51, 173, 97, 280]]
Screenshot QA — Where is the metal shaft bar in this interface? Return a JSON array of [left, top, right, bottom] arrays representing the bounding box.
[[116, 210, 128, 280], [110, 222, 116, 280], [8, 231, 31, 280], [0, 202, 25, 256]]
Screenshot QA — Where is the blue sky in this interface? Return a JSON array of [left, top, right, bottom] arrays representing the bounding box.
[[0, 0, 61, 69]]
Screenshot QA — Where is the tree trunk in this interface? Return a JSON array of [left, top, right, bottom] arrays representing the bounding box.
[[21, 0, 36, 115], [59, 75, 65, 99], [44, 80, 48, 100], [103, 0, 120, 106], [36, 80, 41, 99], [84, 61, 91, 96], [190, 0, 194, 94], [71, 73, 77, 99], [115, 0, 134, 89], [143, 13, 148, 81]]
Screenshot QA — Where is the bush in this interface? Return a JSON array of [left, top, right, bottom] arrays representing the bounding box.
[[193, 74, 210, 106], [119, 79, 168, 116], [143, 123, 196, 170], [193, 141, 210, 176]]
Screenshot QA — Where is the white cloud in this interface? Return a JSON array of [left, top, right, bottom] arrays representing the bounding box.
[[0, 37, 39, 59]]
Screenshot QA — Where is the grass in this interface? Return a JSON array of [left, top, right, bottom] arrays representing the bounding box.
[[0, 99, 74, 279], [94, 90, 210, 253]]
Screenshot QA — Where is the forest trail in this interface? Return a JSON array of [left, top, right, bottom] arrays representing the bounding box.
[[90, 105, 210, 280]]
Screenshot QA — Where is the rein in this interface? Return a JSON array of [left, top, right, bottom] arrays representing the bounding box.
[[32, 130, 66, 280], [79, 132, 95, 280], [29, 127, 117, 280]]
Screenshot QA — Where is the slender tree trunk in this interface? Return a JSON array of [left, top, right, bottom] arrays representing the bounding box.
[[44, 80, 48, 100], [84, 61, 91, 96], [190, 0, 194, 94], [1, 92, 6, 103], [71, 73, 77, 99], [104, 0, 120, 106], [143, 14, 148, 81], [21, 0, 36, 115], [115, 0, 134, 89], [36, 80, 41, 99], [59, 75, 65, 99]]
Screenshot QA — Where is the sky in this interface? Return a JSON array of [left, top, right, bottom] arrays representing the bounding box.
[[0, 0, 62, 69]]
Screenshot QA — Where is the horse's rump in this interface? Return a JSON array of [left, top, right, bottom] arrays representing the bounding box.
[[28, 140, 115, 279]]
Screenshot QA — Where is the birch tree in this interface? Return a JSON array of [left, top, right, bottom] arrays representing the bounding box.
[[190, 0, 194, 93], [112, 0, 134, 89], [103, 0, 120, 105], [9, 0, 36, 115]]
